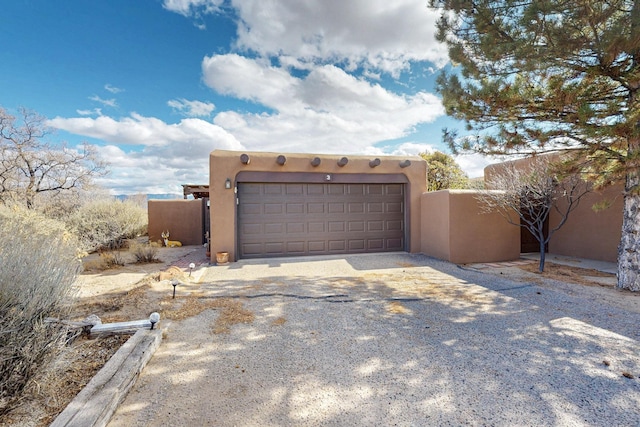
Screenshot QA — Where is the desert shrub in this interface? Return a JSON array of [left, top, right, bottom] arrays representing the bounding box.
[[99, 250, 126, 268], [66, 198, 147, 252], [130, 241, 160, 263], [0, 205, 81, 415]]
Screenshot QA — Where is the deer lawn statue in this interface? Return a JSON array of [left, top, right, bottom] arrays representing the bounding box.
[[161, 230, 182, 247]]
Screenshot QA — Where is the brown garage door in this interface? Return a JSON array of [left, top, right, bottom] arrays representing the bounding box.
[[238, 182, 405, 258]]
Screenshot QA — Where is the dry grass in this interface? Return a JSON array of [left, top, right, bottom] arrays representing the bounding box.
[[2, 334, 129, 426], [160, 293, 255, 334], [271, 317, 287, 326], [386, 301, 413, 315], [519, 263, 615, 287], [209, 298, 256, 334]]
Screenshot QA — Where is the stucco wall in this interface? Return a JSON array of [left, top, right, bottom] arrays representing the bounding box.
[[549, 183, 623, 262], [209, 150, 427, 262], [420, 191, 451, 261], [421, 190, 520, 264], [485, 157, 623, 262], [148, 199, 204, 246]]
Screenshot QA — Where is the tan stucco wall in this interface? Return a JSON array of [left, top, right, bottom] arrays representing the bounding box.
[[209, 150, 427, 262], [549, 183, 623, 262], [420, 191, 451, 261], [485, 157, 623, 262], [148, 199, 204, 246], [421, 190, 520, 264]]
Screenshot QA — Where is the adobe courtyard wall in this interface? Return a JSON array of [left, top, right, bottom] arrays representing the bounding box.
[[209, 150, 427, 262], [148, 199, 204, 246], [485, 158, 623, 263], [549, 183, 623, 263], [421, 190, 520, 264]]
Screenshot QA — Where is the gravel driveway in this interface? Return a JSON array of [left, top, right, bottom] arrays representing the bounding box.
[[109, 253, 640, 426]]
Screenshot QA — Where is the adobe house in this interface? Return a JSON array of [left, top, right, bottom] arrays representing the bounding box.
[[149, 150, 620, 266], [208, 150, 427, 262]]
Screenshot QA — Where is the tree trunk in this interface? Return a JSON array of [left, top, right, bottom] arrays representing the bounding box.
[[617, 172, 640, 290], [538, 237, 546, 273]]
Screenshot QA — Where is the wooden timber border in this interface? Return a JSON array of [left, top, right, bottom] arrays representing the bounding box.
[[50, 328, 162, 427]]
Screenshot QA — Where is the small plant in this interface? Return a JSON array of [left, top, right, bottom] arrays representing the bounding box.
[[130, 241, 160, 263]]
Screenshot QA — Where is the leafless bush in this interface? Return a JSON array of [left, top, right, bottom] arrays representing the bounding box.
[[130, 241, 160, 263], [0, 205, 81, 416], [66, 198, 148, 252]]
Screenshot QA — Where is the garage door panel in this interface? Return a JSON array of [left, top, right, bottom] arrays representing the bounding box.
[[308, 203, 324, 213], [387, 202, 403, 213], [367, 184, 384, 195], [368, 203, 383, 213], [308, 222, 325, 233], [287, 222, 305, 233], [328, 203, 345, 213], [348, 184, 365, 195], [242, 203, 262, 215], [265, 184, 283, 194], [308, 241, 326, 252], [387, 238, 404, 250], [328, 221, 345, 232], [329, 240, 346, 251], [262, 223, 282, 234], [265, 242, 284, 253], [368, 239, 384, 250], [264, 204, 284, 215], [242, 243, 263, 256], [328, 185, 345, 195], [287, 241, 305, 253], [348, 203, 365, 213], [238, 182, 405, 258], [349, 221, 365, 232], [308, 184, 325, 194], [286, 184, 304, 194], [349, 240, 365, 250], [387, 220, 403, 231], [368, 221, 384, 231], [242, 224, 262, 235], [287, 203, 305, 214]]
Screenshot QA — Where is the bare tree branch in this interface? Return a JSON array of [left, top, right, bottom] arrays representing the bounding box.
[[0, 107, 108, 209]]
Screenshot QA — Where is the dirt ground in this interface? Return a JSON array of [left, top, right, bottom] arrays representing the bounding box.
[[2, 249, 637, 426]]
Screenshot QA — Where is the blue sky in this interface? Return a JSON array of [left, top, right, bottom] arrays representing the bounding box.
[[1, 0, 493, 195]]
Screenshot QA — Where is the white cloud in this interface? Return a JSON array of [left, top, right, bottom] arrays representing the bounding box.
[[162, 0, 223, 16], [84, 120, 242, 194], [48, 113, 243, 150], [231, 0, 449, 75], [76, 108, 103, 116], [203, 54, 444, 153], [453, 153, 502, 179], [166, 0, 448, 74], [168, 98, 216, 117], [105, 84, 124, 94], [89, 95, 117, 108]]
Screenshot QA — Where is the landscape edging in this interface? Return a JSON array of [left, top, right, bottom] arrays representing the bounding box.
[[50, 328, 163, 427]]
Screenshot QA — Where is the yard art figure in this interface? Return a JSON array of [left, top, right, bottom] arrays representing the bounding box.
[[161, 230, 182, 247]]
